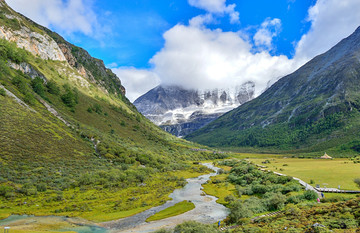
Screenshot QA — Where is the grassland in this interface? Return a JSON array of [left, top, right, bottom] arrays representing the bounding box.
[[250, 158, 360, 190], [0, 164, 210, 222], [0, 35, 227, 224], [202, 173, 237, 205], [0, 215, 88, 233], [145, 200, 195, 222]]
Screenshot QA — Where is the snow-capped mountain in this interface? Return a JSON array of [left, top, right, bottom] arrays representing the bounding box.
[[134, 81, 255, 137]]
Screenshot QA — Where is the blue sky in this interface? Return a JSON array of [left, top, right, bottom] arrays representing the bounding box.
[[7, 0, 360, 101], [29, 0, 315, 68]]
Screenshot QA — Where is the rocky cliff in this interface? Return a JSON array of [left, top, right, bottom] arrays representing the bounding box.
[[0, 0, 125, 96]]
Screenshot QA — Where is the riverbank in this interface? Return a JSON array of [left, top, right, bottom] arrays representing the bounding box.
[[0, 163, 228, 233], [101, 163, 228, 232]]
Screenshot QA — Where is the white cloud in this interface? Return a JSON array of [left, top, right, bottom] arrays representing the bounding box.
[[150, 23, 297, 96], [254, 18, 282, 50], [189, 14, 215, 27], [188, 0, 240, 24], [6, 0, 99, 35], [295, 0, 360, 62], [112, 67, 160, 102]]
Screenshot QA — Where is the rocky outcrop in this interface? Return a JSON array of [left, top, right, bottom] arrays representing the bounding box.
[[161, 112, 223, 137], [0, 0, 126, 96], [55, 39, 126, 96], [8, 61, 46, 81], [0, 25, 66, 61]]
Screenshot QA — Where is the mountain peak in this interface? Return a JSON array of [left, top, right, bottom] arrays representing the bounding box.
[[134, 82, 255, 137]]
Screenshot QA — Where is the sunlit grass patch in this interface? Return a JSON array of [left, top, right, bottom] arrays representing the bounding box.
[[145, 200, 195, 222], [202, 174, 237, 205], [250, 158, 360, 190]]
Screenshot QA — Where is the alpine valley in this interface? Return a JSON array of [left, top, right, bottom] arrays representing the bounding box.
[[0, 0, 225, 223], [186, 26, 360, 155], [1, 1, 360, 233]]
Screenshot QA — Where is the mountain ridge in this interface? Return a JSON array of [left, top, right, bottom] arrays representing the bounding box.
[[134, 82, 255, 137], [0, 0, 222, 221], [186, 26, 360, 155]]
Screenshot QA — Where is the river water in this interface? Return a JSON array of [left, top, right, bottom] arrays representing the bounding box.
[[0, 163, 228, 233], [102, 163, 228, 232]]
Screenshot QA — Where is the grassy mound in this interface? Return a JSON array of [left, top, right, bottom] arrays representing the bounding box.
[[146, 200, 195, 222]]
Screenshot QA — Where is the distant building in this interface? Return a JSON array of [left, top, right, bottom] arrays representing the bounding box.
[[320, 152, 332, 159]]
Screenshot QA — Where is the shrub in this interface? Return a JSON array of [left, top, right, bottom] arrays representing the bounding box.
[[0, 185, 14, 198], [61, 84, 78, 108], [31, 77, 45, 97], [224, 194, 236, 203], [354, 178, 360, 188], [12, 75, 28, 94], [228, 200, 253, 223], [285, 204, 301, 216], [173, 221, 220, 233], [36, 183, 47, 192], [0, 88, 6, 96], [303, 190, 318, 200], [263, 192, 287, 211], [287, 195, 303, 204], [154, 229, 172, 233], [24, 92, 36, 105], [20, 183, 37, 196], [243, 197, 266, 213], [87, 103, 102, 114], [46, 80, 60, 95]]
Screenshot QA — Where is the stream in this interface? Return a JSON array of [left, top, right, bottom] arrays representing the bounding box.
[[102, 163, 228, 232], [0, 163, 228, 233]]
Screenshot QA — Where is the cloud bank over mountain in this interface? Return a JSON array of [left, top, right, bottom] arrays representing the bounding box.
[[112, 0, 360, 102], [8, 0, 360, 102]]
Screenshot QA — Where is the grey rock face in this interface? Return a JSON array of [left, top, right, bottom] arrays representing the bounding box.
[[8, 61, 46, 81], [134, 82, 255, 137], [160, 112, 223, 138], [0, 25, 66, 61]]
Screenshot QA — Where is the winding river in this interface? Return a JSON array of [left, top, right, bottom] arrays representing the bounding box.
[[0, 163, 228, 233], [102, 163, 228, 232]]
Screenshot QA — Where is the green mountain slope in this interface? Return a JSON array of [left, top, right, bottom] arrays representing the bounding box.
[[186, 26, 360, 155], [0, 0, 224, 220]]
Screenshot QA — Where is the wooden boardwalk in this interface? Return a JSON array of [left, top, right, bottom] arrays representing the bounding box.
[[315, 188, 360, 193]]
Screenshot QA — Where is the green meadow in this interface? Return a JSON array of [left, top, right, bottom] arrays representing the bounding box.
[[250, 158, 360, 190], [146, 200, 195, 222]]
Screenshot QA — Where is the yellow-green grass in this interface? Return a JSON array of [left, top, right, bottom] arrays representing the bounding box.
[[202, 174, 238, 205], [0, 165, 209, 223], [0, 215, 81, 233], [4, 231, 76, 233], [145, 201, 195, 222], [231, 153, 284, 159], [250, 158, 360, 190], [322, 192, 359, 199], [0, 213, 11, 220]]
